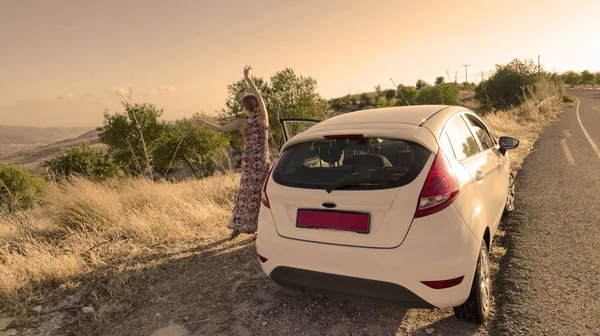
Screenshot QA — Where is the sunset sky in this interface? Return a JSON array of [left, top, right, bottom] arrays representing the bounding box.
[[1, 0, 599, 127]]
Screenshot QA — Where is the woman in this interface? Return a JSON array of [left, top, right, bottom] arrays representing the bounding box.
[[197, 65, 270, 240]]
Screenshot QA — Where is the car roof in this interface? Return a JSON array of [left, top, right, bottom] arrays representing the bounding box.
[[315, 105, 454, 128], [307, 105, 471, 133], [281, 105, 477, 151]]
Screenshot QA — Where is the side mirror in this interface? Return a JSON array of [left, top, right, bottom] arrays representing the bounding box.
[[498, 136, 520, 155]]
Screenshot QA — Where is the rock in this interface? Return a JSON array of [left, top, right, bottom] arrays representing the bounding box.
[[262, 321, 267, 326], [31, 306, 42, 313], [425, 328, 435, 334], [183, 316, 189, 322], [4, 329, 18, 336], [0, 318, 15, 331], [81, 306, 95, 314]]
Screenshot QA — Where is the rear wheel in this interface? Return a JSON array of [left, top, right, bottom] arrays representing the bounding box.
[[503, 172, 516, 215], [453, 241, 491, 324]]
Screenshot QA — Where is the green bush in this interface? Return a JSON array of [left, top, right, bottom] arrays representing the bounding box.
[[475, 58, 540, 111], [562, 95, 575, 103], [43, 142, 123, 182], [0, 165, 46, 212], [152, 116, 230, 177], [416, 83, 460, 105], [396, 85, 418, 106]]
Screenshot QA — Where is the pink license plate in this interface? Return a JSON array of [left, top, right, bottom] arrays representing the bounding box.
[[296, 209, 370, 233]]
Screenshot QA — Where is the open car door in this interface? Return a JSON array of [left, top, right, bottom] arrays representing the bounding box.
[[280, 118, 320, 142]]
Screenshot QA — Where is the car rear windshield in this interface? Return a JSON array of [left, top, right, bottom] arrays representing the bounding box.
[[272, 137, 432, 190]]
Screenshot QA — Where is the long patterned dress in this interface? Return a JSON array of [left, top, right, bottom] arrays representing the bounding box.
[[227, 116, 270, 234]]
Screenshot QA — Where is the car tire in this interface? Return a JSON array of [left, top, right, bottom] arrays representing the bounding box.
[[453, 241, 491, 324], [503, 172, 516, 216]]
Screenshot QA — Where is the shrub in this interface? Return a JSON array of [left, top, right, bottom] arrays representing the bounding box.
[[562, 95, 575, 103], [475, 58, 540, 111], [396, 85, 418, 106], [43, 142, 123, 182], [416, 83, 460, 105], [0, 164, 46, 212], [152, 116, 230, 178]]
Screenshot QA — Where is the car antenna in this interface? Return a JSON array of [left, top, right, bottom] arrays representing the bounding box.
[[390, 78, 410, 106]]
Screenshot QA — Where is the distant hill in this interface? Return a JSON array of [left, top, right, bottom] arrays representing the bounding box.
[[0, 128, 103, 174], [0, 125, 94, 145]]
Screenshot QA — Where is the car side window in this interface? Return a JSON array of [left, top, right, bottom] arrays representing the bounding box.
[[438, 130, 456, 159], [465, 114, 495, 150], [444, 115, 481, 161]]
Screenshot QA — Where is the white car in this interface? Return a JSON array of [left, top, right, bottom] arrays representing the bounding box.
[[256, 105, 519, 323]]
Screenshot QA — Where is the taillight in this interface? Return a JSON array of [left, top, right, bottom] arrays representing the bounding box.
[[261, 164, 275, 209], [415, 150, 459, 218]]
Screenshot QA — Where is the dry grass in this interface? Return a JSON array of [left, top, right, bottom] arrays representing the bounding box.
[[0, 173, 240, 318], [482, 80, 563, 171]]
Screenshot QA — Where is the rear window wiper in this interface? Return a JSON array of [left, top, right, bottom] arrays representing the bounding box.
[[325, 173, 401, 193]]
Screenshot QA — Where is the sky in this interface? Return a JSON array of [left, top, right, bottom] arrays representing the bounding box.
[[1, 0, 599, 127]]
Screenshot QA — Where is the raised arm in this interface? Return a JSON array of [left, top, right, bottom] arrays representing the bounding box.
[[244, 65, 269, 127], [197, 118, 244, 133]]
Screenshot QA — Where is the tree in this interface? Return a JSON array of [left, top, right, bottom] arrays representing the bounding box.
[[43, 142, 122, 182], [384, 89, 396, 101], [396, 85, 418, 106], [435, 76, 445, 85], [561, 71, 581, 88], [359, 92, 375, 108], [97, 102, 167, 176], [475, 58, 539, 111], [0, 165, 45, 213], [152, 115, 230, 178], [374, 84, 382, 105], [581, 70, 597, 85], [220, 68, 328, 150], [415, 79, 430, 90], [416, 83, 460, 105]]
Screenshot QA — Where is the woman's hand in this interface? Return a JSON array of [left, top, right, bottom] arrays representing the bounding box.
[[244, 65, 252, 78]]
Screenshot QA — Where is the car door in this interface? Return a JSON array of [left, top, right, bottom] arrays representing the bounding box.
[[442, 113, 495, 229], [280, 119, 321, 142], [463, 113, 508, 227]]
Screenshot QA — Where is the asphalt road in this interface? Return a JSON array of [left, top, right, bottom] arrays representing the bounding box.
[[491, 89, 600, 335]]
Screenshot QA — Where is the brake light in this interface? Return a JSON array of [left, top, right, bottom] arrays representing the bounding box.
[[415, 150, 460, 218], [261, 164, 275, 208], [323, 134, 364, 139]]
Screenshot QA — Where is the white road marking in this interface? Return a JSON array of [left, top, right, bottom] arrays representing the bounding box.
[[574, 97, 600, 159], [560, 129, 575, 165]]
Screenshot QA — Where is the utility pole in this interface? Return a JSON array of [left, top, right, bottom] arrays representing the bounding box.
[[463, 64, 470, 84], [481, 72, 484, 82], [538, 54, 541, 73], [454, 71, 458, 83]]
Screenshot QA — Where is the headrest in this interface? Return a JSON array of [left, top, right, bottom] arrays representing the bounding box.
[[315, 142, 343, 165]]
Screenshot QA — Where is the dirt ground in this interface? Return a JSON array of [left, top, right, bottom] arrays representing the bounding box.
[[9, 232, 505, 336]]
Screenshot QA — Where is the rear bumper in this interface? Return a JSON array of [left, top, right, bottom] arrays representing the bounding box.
[[270, 266, 434, 308], [256, 204, 481, 309]]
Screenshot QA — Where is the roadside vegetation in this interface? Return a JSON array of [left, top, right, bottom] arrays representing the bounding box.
[[0, 58, 574, 333]]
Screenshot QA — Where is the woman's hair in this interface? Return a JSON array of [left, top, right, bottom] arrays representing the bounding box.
[[241, 94, 259, 113]]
